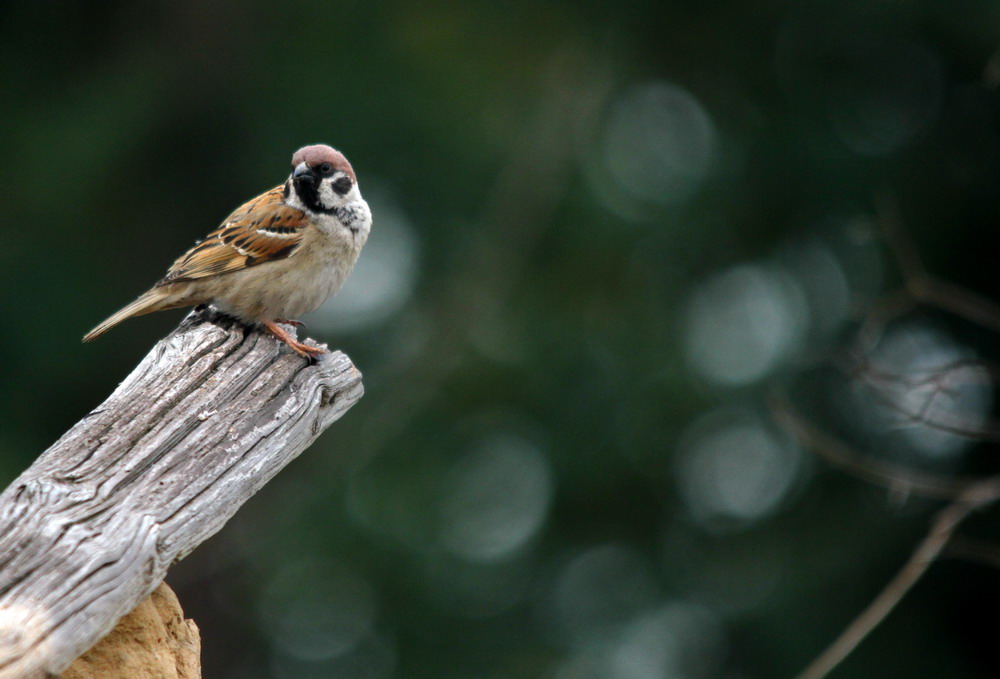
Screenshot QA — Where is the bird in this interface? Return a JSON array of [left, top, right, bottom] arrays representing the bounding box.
[[83, 144, 372, 359]]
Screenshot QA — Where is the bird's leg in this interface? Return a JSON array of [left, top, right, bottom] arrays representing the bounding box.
[[261, 320, 326, 360], [276, 318, 307, 330]]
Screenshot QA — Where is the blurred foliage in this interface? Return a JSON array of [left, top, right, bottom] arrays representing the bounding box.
[[4, 1, 1000, 678]]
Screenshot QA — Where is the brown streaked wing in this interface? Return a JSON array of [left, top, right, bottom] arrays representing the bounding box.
[[156, 186, 308, 286]]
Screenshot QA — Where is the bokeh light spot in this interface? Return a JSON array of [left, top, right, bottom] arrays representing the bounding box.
[[548, 545, 659, 647], [554, 602, 727, 679], [684, 264, 808, 386], [438, 433, 553, 562], [258, 559, 377, 662], [611, 603, 726, 679], [781, 238, 851, 340], [601, 81, 716, 207], [677, 410, 803, 530], [830, 41, 943, 156], [852, 323, 993, 460], [267, 632, 396, 679]]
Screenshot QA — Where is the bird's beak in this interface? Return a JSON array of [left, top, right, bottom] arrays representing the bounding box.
[[293, 162, 315, 181]]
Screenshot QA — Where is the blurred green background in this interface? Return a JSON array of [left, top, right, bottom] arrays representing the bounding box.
[[4, 1, 1000, 677]]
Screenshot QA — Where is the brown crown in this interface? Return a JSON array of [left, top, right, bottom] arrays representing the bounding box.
[[290, 144, 356, 182]]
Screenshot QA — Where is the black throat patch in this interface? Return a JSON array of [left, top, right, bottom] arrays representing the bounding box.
[[293, 176, 334, 215]]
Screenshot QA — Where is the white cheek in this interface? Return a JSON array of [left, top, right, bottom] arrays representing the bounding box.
[[283, 182, 307, 211], [318, 182, 337, 208], [319, 178, 362, 209]]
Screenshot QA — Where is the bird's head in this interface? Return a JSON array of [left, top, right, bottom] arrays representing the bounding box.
[[287, 144, 362, 215]]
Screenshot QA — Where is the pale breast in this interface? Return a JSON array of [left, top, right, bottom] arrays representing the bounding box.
[[203, 224, 364, 322]]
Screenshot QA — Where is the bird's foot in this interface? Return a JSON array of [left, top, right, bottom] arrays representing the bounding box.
[[262, 320, 326, 363]]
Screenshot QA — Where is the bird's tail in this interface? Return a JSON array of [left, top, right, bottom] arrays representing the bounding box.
[[82, 288, 182, 342]]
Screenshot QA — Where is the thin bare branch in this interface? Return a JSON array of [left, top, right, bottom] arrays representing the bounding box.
[[943, 536, 1000, 571], [916, 277, 1000, 336], [851, 289, 918, 356], [874, 192, 1000, 334], [875, 192, 929, 291], [795, 476, 1000, 679], [769, 386, 976, 500], [784, 191, 1000, 679], [845, 354, 1000, 441]]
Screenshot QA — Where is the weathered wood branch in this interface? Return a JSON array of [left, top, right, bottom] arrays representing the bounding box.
[[0, 307, 363, 679]]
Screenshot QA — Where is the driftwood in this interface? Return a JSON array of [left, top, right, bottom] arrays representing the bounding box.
[[0, 307, 363, 679]]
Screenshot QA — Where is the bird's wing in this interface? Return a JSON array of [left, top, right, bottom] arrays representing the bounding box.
[[156, 186, 307, 286]]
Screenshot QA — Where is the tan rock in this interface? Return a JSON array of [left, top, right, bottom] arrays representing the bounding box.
[[61, 582, 200, 679]]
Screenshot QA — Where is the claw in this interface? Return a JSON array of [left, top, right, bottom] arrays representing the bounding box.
[[261, 320, 326, 361]]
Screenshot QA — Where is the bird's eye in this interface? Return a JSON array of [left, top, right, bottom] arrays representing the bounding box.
[[333, 176, 353, 195], [319, 162, 334, 176]]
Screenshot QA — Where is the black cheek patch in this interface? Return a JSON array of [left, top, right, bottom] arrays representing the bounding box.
[[333, 177, 352, 195]]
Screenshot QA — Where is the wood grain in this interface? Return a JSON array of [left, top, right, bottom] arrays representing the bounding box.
[[0, 308, 363, 678]]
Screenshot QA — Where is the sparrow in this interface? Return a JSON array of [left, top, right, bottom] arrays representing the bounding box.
[[83, 144, 372, 359]]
